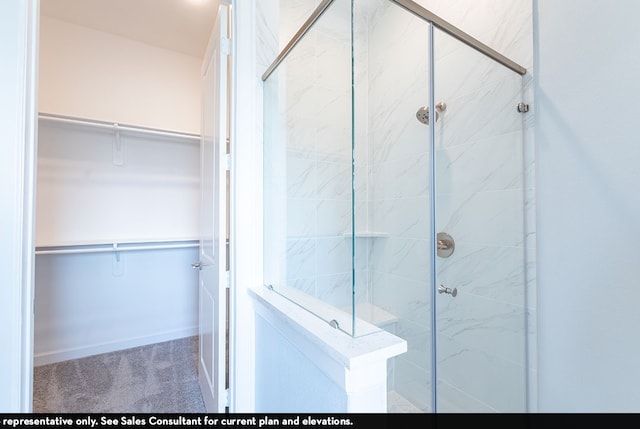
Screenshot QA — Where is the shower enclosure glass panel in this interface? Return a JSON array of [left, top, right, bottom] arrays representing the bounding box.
[[263, 0, 362, 336], [433, 27, 527, 412]]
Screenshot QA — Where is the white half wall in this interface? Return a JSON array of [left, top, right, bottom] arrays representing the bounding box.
[[254, 315, 348, 412], [535, 0, 640, 412], [251, 287, 406, 413]]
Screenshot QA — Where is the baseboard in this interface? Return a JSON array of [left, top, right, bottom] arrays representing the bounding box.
[[33, 326, 198, 367]]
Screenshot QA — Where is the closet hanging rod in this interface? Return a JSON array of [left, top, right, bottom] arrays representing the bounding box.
[[38, 113, 201, 142], [35, 240, 199, 256]]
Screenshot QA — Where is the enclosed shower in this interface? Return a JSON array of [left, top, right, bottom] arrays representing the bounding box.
[[263, 0, 534, 413]]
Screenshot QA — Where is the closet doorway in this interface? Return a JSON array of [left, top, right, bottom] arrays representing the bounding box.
[[33, 0, 229, 413]]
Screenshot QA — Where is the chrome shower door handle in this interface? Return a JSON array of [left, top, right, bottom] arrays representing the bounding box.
[[438, 285, 458, 297]]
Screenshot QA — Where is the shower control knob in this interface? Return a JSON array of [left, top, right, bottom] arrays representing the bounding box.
[[438, 285, 458, 297]]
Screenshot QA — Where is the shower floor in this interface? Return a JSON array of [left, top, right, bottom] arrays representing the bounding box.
[[387, 390, 424, 413]]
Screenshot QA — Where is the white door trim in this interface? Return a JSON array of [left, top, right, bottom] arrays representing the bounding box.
[[228, 0, 260, 413], [19, 0, 39, 411], [3, 0, 39, 413]]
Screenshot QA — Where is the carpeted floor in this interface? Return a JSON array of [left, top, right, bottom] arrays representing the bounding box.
[[33, 336, 206, 413]]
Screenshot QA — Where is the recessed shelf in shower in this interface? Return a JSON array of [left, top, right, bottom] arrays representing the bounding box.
[[342, 231, 389, 238]]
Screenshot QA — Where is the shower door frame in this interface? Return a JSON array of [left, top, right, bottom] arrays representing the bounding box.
[[262, 0, 526, 82]]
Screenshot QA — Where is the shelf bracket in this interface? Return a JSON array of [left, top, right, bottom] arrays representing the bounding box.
[[113, 243, 120, 262], [112, 123, 125, 166], [112, 243, 124, 276]]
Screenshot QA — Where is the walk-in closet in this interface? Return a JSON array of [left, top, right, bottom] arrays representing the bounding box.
[[33, 0, 220, 412]]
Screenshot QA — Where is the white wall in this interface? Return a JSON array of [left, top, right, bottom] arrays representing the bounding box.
[[535, 0, 640, 412], [34, 248, 199, 365], [254, 315, 347, 412], [39, 16, 202, 134], [0, 0, 37, 413], [35, 121, 200, 246]]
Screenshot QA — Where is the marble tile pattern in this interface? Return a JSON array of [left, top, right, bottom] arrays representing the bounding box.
[[263, 0, 535, 413]]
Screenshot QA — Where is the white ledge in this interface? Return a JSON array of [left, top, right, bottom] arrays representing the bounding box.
[[249, 286, 407, 372], [342, 231, 389, 238]]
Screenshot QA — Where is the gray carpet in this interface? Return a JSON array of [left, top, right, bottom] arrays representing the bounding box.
[[33, 336, 206, 413]]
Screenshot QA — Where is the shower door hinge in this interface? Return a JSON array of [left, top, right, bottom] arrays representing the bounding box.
[[225, 270, 230, 289], [225, 388, 230, 408], [517, 102, 530, 113]]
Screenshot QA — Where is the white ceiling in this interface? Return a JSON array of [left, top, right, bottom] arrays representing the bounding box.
[[40, 0, 221, 58]]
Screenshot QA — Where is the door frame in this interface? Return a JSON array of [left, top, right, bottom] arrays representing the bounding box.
[[5, 0, 39, 413], [226, 0, 263, 413]]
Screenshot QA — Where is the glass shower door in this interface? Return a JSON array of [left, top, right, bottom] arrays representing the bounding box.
[[432, 27, 528, 412]]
